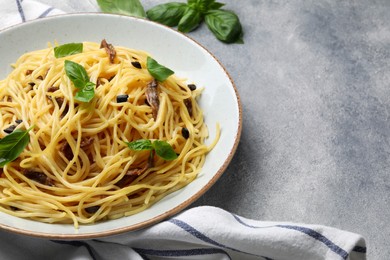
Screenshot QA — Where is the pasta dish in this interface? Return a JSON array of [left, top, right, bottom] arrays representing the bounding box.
[[0, 40, 219, 227]]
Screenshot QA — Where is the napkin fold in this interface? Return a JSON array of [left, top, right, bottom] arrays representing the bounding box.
[[0, 1, 367, 259]]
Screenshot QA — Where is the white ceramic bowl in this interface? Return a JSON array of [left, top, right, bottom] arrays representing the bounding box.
[[0, 13, 242, 239]]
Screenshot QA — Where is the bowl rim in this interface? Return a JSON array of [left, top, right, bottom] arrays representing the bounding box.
[[0, 12, 243, 239]]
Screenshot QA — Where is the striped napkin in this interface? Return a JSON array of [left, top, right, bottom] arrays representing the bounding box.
[[0, 0, 64, 29], [0, 206, 366, 260], [0, 1, 367, 259]]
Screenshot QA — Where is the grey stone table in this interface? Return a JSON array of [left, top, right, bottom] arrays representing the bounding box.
[[28, 0, 390, 258]]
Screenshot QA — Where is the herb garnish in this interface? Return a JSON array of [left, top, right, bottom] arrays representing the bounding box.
[[97, 0, 146, 17], [126, 139, 178, 161], [146, 57, 174, 82], [96, 0, 243, 44], [0, 126, 33, 167], [54, 43, 83, 58], [64, 60, 95, 103], [149, 0, 243, 43]]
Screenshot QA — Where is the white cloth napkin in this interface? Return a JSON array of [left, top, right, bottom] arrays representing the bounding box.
[[0, 206, 366, 260], [0, 1, 367, 259], [0, 0, 64, 29]]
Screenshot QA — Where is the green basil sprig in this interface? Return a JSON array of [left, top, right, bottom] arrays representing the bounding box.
[[54, 43, 83, 58], [0, 126, 33, 167], [126, 139, 178, 161], [97, 0, 243, 44], [64, 60, 95, 103], [97, 0, 146, 17], [147, 0, 242, 43], [146, 57, 174, 82]]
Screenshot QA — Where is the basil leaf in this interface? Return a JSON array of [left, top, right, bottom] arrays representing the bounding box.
[[0, 127, 33, 167], [64, 60, 95, 102], [126, 139, 177, 161], [146, 3, 188, 27], [126, 139, 153, 151], [205, 9, 243, 43], [146, 57, 174, 82], [64, 60, 90, 88], [54, 43, 83, 58], [75, 82, 95, 103], [97, 0, 146, 17], [178, 7, 202, 33], [152, 140, 178, 161]]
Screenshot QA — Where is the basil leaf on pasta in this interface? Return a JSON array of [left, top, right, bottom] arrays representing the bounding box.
[[0, 127, 33, 167], [97, 0, 146, 18], [64, 60, 90, 88], [146, 3, 188, 27], [152, 140, 178, 161], [64, 60, 95, 102], [146, 57, 174, 82], [74, 82, 95, 103], [54, 43, 83, 58], [126, 139, 177, 161], [126, 139, 153, 151]]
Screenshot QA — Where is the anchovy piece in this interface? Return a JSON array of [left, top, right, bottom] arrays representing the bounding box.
[[60, 137, 93, 161], [25, 170, 54, 186], [100, 39, 116, 64], [47, 86, 59, 92], [96, 78, 104, 88], [146, 79, 160, 120], [116, 164, 148, 188], [60, 142, 73, 161], [80, 137, 94, 148], [47, 96, 69, 118], [184, 98, 193, 117]]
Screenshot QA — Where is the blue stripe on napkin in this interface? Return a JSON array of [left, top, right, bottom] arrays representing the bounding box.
[[134, 247, 231, 259], [276, 225, 349, 260], [15, 0, 26, 22], [232, 213, 367, 260], [169, 218, 273, 260]]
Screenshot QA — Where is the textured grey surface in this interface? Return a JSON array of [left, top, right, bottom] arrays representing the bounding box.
[[21, 0, 390, 258], [187, 1, 390, 259]]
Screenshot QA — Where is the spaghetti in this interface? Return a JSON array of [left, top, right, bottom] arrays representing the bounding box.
[[0, 41, 219, 227]]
